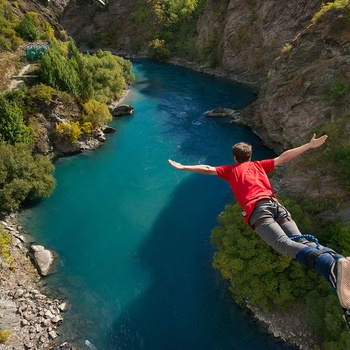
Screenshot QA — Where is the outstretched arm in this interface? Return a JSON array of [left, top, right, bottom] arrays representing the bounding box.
[[274, 134, 328, 166], [168, 159, 217, 175]]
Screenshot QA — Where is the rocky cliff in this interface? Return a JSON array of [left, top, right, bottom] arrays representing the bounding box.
[[56, 0, 322, 84], [53, 0, 350, 203], [241, 5, 350, 201]]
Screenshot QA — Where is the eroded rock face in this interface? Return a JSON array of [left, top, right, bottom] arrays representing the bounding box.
[[58, 0, 140, 53], [236, 7, 350, 199], [195, 0, 323, 84], [55, 0, 323, 84]]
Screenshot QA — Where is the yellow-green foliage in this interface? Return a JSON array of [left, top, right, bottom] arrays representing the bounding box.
[[28, 83, 55, 106], [0, 329, 10, 344], [0, 228, 10, 261], [312, 0, 349, 24], [148, 38, 171, 61], [41, 22, 55, 42], [82, 99, 112, 128], [83, 50, 134, 104], [56, 121, 82, 143], [80, 121, 93, 134], [133, 0, 206, 60], [0, 0, 22, 52]]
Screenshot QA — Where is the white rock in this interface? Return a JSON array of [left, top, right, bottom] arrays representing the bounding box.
[[48, 330, 58, 339]]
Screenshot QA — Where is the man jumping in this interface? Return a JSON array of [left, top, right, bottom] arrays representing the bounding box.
[[168, 134, 350, 315]]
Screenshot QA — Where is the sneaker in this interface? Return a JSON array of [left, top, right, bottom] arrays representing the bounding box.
[[336, 257, 350, 309]]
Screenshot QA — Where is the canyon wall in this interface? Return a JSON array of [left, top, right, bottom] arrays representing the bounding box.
[[51, 0, 350, 200]]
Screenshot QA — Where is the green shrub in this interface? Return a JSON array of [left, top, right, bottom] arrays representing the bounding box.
[[39, 42, 80, 96], [134, 0, 207, 60], [27, 83, 55, 106], [0, 95, 32, 145], [15, 12, 40, 42], [148, 38, 171, 61], [0, 329, 10, 344], [84, 50, 134, 103], [211, 200, 318, 312], [211, 196, 350, 347], [330, 81, 350, 105], [0, 1, 23, 52], [82, 99, 112, 128], [0, 228, 11, 261], [0, 142, 56, 211], [40, 42, 133, 104]]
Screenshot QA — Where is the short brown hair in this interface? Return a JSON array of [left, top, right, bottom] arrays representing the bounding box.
[[232, 142, 252, 163]]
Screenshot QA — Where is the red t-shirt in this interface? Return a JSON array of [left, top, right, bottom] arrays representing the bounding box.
[[216, 159, 275, 224]]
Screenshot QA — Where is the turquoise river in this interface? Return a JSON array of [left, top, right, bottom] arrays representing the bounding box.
[[19, 60, 296, 350]]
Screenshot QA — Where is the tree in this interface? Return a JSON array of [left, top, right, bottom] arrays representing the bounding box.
[[14, 12, 40, 42], [84, 50, 134, 103], [0, 96, 32, 144], [40, 43, 79, 96], [68, 41, 93, 103], [82, 99, 112, 128], [0, 142, 55, 211]]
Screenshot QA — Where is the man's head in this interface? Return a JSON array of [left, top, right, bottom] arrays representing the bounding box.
[[232, 142, 252, 163]]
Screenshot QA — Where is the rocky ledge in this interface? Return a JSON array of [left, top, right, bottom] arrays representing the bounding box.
[[0, 213, 76, 350]]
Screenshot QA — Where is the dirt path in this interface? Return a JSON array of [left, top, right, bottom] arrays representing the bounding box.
[[8, 63, 31, 90]]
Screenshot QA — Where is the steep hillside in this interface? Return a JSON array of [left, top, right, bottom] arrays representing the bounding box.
[[54, 0, 350, 204], [240, 4, 350, 202], [195, 0, 323, 83], [56, 0, 321, 84]]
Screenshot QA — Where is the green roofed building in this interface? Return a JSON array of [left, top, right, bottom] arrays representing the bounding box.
[[24, 42, 49, 61]]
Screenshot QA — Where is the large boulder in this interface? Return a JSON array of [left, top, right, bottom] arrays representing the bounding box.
[[28, 245, 59, 276], [110, 104, 134, 117]]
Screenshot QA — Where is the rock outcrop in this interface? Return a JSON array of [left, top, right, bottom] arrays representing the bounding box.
[[109, 103, 134, 117], [239, 6, 350, 200]]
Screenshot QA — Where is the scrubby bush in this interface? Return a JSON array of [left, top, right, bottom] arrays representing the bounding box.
[[134, 0, 206, 60], [0, 142, 56, 211], [0, 95, 32, 144], [82, 99, 112, 128], [0, 329, 10, 344], [55, 121, 83, 143], [0, 228, 10, 261], [149, 38, 171, 61], [15, 12, 40, 42], [0, 0, 23, 52]]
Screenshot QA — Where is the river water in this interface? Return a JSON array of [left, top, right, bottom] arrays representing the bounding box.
[[19, 60, 294, 350]]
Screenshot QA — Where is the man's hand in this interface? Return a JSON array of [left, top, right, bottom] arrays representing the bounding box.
[[168, 159, 185, 170], [309, 133, 328, 149]]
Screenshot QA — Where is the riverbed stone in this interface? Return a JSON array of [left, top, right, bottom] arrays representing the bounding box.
[[28, 245, 59, 276], [110, 104, 134, 117]]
